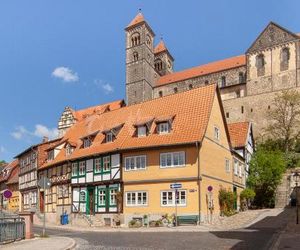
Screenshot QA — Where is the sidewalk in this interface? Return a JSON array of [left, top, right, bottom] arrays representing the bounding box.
[[34, 208, 282, 233], [0, 236, 76, 250], [272, 208, 300, 250]]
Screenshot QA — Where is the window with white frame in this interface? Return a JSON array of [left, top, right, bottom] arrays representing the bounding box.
[[31, 192, 37, 204], [126, 191, 147, 206], [158, 122, 170, 134], [125, 155, 146, 171], [71, 163, 78, 177], [239, 163, 243, 178], [47, 150, 54, 161], [94, 158, 101, 173], [110, 189, 117, 206], [106, 132, 113, 143], [214, 126, 220, 141], [161, 190, 186, 206], [137, 126, 147, 137], [234, 160, 238, 176], [83, 138, 91, 148], [103, 156, 110, 172], [225, 158, 230, 173], [79, 161, 85, 176], [98, 189, 106, 206], [66, 144, 74, 156], [160, 151, 185, 168]]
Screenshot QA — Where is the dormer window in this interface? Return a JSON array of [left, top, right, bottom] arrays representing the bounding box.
[[83, 138, 92, 148], [48, 150, 54, 161], [106, 132, 114, 143], [158, 122, 170, 134], [137, 126, 147, 137], [66, 144, 74, 156]]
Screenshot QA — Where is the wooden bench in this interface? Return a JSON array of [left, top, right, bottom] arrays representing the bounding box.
[[177, 215, 198, 225]]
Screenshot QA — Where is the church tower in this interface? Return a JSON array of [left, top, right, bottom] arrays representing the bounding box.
[[154, 40, 174, 76], [125, 12, 156, 105]]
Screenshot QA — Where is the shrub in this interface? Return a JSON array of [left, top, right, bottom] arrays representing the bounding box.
[[240, 188, 256, 211], [219, 188, 237, 216]]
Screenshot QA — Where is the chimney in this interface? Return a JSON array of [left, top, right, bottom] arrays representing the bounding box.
[[42, 136, 49, 143]]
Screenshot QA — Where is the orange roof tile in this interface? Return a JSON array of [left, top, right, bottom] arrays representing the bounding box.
[[6, 166, 19, 185], [156, 55, 246, 87], [154, 40, 168, 54], [41, 84, 218, 169], [0, 160, 18, 183], [127, 13, 145, 28], [74, 100, 124, 121], [228, 122, 250, 148]]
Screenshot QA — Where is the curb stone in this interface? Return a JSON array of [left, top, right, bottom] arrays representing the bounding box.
[[64, 238, 76, 250]]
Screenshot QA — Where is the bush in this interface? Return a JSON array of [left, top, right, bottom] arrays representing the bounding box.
[[219, 188, 237, 216], [240, 188, 255, 211], [128, 219, 142, 228]]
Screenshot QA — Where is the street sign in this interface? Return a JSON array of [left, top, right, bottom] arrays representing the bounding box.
[[3, 189, 12, 199], [38, 176, 51, 189], [170, 183, 182, 189], [207, 185, 213, 192]]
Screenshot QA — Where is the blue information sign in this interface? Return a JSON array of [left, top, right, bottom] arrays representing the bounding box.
[[170, 183, 182, 189]]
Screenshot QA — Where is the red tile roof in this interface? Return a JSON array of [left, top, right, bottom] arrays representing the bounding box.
[[6, 165, 19, 185], [154, 40, 168, 54], [228, 122, 250, 148], [41, 84, 218, 169], [73, 100, 124, 121], [156, 55, 246, 87], [0, 160, 18, 183], [127, 13, 145, 28]]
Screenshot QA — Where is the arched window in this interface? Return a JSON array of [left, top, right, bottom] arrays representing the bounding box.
[[133, 52, 139, 62], [281, 47, 290, 71], [155, 59, 163, 71], [146, 34, 151, 48], [256, 54, 265, 76], [131, 32, 141, 46]]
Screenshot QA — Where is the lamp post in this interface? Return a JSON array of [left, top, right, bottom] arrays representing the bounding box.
[[293, 172, 300, 224]]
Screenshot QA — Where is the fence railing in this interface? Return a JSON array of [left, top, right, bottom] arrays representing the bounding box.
[[0, 212, 25, 244]]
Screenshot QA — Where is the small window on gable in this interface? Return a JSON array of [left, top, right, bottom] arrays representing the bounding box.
[[189, 84, 193, 90], [174, 87, 178, 93], [221, 76, 226, 87], [159, 91, 163, 97], [137, 126, 147, 137], [83, 138, 92, 148], [106, 132, 113, 143], [158, 122, 170, 134], [66, 144, 74, 156], [214, 126, 220, 141], [47, 150, 54, 161]]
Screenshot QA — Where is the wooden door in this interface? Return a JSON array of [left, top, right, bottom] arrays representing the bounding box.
[[40, 191, 44, 213], [87, 187, 94, 215]]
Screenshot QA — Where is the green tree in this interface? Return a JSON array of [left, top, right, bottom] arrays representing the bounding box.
[[265, 89, 300, 153], [240, 188, 255, 210], [247, 148, 286, 208]]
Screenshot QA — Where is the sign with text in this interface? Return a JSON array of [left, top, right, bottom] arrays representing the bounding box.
[[170, 183, 182, 189]]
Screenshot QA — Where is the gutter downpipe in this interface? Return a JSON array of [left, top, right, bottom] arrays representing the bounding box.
[[196, 141, 202, 225]]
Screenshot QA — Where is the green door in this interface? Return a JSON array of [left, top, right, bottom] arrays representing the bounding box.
[[86, 186, 95, 215], [233, 186, 237, 210]]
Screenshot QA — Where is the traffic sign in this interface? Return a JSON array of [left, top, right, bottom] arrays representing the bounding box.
[[3, 189, 12, 199], [170, 183, 182, 189], [38, 176, 51, 189], [207, 185, 213, 192]]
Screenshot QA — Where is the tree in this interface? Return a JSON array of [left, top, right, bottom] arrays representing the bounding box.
[[240, 188, 255, 210], [265, 89, 300, 153], [247, 148, 286, 208]]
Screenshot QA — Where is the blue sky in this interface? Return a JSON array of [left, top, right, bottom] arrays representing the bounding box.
[[1, 0, 300, 162]]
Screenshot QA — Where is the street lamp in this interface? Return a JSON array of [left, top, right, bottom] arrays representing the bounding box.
[[293, 172, 300, 224]]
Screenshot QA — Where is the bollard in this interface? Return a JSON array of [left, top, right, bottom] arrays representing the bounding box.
[[19, 211, 34, 239]]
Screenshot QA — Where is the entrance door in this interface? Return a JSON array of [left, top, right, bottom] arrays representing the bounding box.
[[86, 187, 94, 215], [40, 191, 44, 213], [233, 186, 237, 210]]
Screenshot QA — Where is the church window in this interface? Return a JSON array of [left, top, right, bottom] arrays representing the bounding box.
[[239, 72, 245, 84], [174, 87, 178, 93], [256, 54, 265, 76], [280, 48, 290, 71], [133, 52, 139, 61], [131, 32, 141, 46], [189, 84, 193, 90], [146, 34, 151, 47], [159, 91, 163, 97], [221, 76, 226, 87], [155, 59, 163, 71]]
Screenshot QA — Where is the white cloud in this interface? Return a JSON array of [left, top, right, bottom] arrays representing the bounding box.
[[94, 80, 114, 94], [52, 67, 79, 82], [11, 124, 58, 141], [33, 124, 58, 139]]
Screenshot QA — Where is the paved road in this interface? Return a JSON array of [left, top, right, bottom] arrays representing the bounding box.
[[34, 209, 293, 250]]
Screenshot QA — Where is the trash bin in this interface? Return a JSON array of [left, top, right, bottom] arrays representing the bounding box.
[[60, 214, 69, 225]]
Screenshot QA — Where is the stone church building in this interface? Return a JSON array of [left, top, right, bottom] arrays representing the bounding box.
[[125, 13, 300, 138]]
